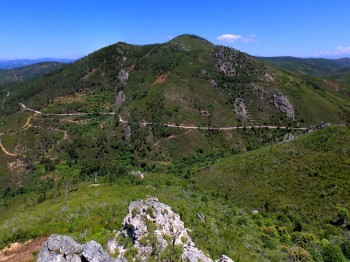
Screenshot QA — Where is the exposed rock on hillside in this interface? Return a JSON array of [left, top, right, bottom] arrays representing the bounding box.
[[214, 46, 274, 82], [272, 91, 295, 119], [214, 47, 238, 77], [170, 41, 189, 51], [37, 199, 233, 261], [117, 69, 129, 84], [38, 234, 121, 262], [233, 98, 248, 119], [116, 90, 126, 110], [108, 197, 234, 262], [210, 79, 217, 87], [306, 121, 331, 133]]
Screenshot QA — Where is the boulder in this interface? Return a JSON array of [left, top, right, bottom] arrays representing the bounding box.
[[38, 234, 120, 262]]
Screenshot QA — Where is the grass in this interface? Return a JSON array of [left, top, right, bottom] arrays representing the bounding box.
[[0, 173, 266, 261]]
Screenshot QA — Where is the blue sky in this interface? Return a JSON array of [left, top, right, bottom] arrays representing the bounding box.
[[1, 0, 349, 59]]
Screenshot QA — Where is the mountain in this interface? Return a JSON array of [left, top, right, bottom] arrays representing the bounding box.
[[0, 58, 74, 69], [0, 33, 349, 186], [0, 62, 66, 84], [256, 56, 350, 77], [0, 34, 349, 261]]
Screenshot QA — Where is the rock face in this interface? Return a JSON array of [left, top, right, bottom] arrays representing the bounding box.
[[117, 69, 129, 84], [271, 92, 295, 119], [107, 197, 234, 262], [214, 46, 274, 82], [233, 98, 248, 119], [116, 90, 126, 110], [37, 234, 121, 262]]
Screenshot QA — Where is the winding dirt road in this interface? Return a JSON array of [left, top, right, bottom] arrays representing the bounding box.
[[20, 103, 308, 131]]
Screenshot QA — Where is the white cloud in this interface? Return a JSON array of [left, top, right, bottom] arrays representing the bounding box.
[[314, 46, 350, 57], [217, 34, 242, 42], [167, 35, 174, 39], [217, 34, 258, 43]]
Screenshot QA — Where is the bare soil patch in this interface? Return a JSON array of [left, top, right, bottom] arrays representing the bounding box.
[[153, 73, 168, 84], [324, 80, 340, 92], [0, 237, 47, 262]]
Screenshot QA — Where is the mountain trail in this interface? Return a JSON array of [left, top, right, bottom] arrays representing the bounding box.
[[19, 103, 312, 132], [0, 136, 17, 157]]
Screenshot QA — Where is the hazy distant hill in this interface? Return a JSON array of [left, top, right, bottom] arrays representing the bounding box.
[[0, 62, 66, 84], [0, 58, 74, 69]]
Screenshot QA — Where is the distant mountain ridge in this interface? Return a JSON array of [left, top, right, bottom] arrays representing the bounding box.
[[0, 58, 74, 69], [0, 62, 66, 84], [256, 56, 350, 77]]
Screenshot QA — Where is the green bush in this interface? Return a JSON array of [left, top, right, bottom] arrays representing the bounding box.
[[159, 244, 183, 261], [262, 226, 279, 238], [296, 232, 318, 249], [322, 244, 346, 262], [341, 241, 350, 259], [290, 247, 313, 261], [261, 234, 277, 249]]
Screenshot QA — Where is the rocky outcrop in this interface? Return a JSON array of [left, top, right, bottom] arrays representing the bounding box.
[[124, 124, 131, 140], [217, 255, 234, 262], [129, 170, 144, 179], [117, 69, 129, 84], [170, 41, 189, 51], [107, 197, 234, 262], [233, 98, 248, 119], [214, 46, 274, 82], [37, 234, 122, 262], [38, 199, 233, 262], [306, 121, 331, 133], [210, 79, 217, 87], [283, 133, 295, 142], [271, 92, 295, 119], [116, 90, 126, 110]]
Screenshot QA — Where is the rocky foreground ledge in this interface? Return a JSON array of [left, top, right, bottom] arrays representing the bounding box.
[[38, 197, 233, 262]]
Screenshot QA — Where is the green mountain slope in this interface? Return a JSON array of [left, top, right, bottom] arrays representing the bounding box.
[[0, 34, 348, 191], [0, 62, 65, 84], [196, 126, 350, 221], [257, 56, 350, 77], [327, 66, 350, 84]]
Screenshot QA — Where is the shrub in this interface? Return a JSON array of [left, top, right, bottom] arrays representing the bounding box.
[[261, 234, 277, 249], [159, 244, 183, 261], [341, 241, 350, 259], [262, 226, 279, 238], [297, 233, 318, 249], [322, 244, 346, 262], [290, 247, 313, 261]]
